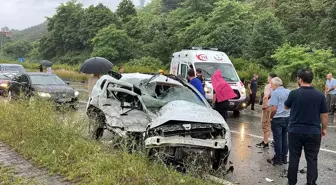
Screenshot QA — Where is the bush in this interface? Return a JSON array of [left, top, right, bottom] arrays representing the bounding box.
[[0, 101, 220, 185], [119, 57, 167, 74], [231, 58, 270, 85]]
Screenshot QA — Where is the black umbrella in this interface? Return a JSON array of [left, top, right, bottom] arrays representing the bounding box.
[[80, 57, 113, 74], [40, 60, 53, 67]]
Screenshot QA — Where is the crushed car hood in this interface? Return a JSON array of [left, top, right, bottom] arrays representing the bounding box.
[[148, 100, 227, 129]]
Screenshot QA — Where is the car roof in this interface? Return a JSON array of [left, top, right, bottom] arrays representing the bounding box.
[[120, 73, 183, 87], [0, 64, 24, 67]]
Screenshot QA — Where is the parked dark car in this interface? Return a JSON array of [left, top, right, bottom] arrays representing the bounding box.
[[8, 73, 79, 108], [0, 73, 15, 96]]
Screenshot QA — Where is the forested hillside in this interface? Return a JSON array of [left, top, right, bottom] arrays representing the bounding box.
[[2, 0, 336, 82], [11, 22, 48, 42]]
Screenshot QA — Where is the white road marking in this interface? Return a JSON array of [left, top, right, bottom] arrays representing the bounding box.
[[230, 130, 336, 154], [328, 126, 336, 128]]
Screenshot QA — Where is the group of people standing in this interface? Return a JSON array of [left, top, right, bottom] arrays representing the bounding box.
[[186, 68, 236, 121], [252, 70, 328, 185]]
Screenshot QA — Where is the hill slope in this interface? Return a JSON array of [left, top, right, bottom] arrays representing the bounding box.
[[11, 21, 47, 42]]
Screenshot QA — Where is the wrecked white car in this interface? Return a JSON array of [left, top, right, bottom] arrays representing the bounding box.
[[86, 73, 232, 169]]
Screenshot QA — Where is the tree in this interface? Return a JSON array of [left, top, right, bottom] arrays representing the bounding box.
[[3, 40, 33, 58], [91, 25, 134, 63], [116, 0, 137, 23], [201, 0, 255, 57], [272, 43, 336, 79], [246, 12, 285, 68], [40, 0, 84, 59], [274, 0, 318, 45], [80, 3, 118, 47], [27, 41, 41, 60], [318, 1, 336, 52]]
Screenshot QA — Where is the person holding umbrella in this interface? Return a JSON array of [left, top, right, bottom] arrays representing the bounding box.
[[39, 65, 43, 72], [80, 57, 114, 96], [40, 60, 53, 73], [211, 70, 236, 121]]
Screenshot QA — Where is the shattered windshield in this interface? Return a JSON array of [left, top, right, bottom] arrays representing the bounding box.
[[141, 86, 205, 111], [194, 62, 239, 82]]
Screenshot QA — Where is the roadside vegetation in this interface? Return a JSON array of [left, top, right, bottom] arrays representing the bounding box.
[[0, 100, 221, 185]]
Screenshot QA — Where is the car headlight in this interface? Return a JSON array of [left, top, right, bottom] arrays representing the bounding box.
[[204, 86, 212, 94], [74, 90, 79, 97], [37, 92, 51, 98], [0, 83, 8, 88], [240, 88, 246, 94]]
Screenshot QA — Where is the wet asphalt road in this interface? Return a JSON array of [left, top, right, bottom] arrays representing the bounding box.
[[224, 112, 336, 185], [73, 83, 336, 185]]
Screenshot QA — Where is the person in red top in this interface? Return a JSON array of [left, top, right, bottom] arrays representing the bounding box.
[[211, 70, 236, 121]]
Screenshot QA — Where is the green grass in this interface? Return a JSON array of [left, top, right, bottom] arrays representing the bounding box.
[[0, 100, 222, 185], [0, 164, 37, 185]]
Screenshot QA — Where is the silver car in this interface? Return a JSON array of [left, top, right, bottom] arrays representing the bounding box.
[[86, 73, 232, 169]]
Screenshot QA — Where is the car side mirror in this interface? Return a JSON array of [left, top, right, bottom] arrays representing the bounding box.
[[63, 80, 70, 85]]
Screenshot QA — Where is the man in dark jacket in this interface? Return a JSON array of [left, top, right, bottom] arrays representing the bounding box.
[[246, 73, 259, 110], [196, 68, 205, 88], [285, 69, 328, 185]]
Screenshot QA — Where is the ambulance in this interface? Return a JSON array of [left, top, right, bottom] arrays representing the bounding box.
[[169, 47, 247, 115]]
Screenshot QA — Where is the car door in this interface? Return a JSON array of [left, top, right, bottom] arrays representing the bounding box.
[[179, 63, 189, 79]]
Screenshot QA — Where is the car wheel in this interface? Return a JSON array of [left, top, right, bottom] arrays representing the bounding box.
[[88, 110, 105, 140], [212, 150, 229, 170], [233, 110, 240, 117]]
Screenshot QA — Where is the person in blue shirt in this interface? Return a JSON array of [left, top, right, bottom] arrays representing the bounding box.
[[285, 70, 328, 185], [187, 69, 205, 100], [266, 77, 290, 166], [325, 73, 336, 114]]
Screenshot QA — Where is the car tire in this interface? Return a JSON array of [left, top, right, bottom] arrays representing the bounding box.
[[88, 109, 105, 140], [212, 150, 229, 170]]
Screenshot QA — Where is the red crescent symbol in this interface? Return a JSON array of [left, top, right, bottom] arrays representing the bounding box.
[[196, 54, 208, 61]]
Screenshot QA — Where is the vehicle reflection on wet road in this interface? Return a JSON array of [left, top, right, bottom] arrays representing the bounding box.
[[225, 113, 336, 185]]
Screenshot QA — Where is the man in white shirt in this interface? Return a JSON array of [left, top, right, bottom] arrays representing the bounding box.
[[256, 73, 277, 148], [325, 73, 336, 115]]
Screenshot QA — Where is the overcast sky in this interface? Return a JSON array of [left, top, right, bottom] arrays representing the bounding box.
[[0, 0, 148, 30]]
